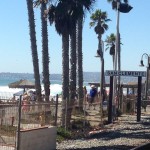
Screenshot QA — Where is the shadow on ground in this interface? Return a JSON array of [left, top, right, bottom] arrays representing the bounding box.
[[68, 145, 134, 150]]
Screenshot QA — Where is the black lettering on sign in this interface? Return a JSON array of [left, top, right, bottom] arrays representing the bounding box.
[[105, 70, 146, 77]]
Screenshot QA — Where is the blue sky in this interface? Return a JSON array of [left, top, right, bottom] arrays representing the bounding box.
[[0, 0, 150, 74]]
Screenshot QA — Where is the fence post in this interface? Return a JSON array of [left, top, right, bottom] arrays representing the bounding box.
[[16, 95, 22, 150], [54, 94, 58, 126]]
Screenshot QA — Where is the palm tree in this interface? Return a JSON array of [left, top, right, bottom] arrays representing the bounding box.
[[90, 10, 110, 125], [46, 0, 95, 127], [41, 1, 50, 102], [90, 9, 110, 96], [46, 2, 70, 126], [34, 0, 50, 102], [69, 25, 77, 105], [26, 0, 42, 101], [76, 0, 96, 109], [105, 33, 116, 66], [105, 32, 123, 110], [68, 0, 96, 127], [76, 15, 84, 108]]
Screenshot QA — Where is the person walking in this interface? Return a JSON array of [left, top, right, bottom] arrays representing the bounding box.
[[89, 85, 97, 108]]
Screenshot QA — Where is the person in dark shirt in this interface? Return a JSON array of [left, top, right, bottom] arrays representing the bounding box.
[[90, 85, 97, 104]]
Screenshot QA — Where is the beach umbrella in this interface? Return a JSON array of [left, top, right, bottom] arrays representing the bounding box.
[[8, 79, 35, 92]]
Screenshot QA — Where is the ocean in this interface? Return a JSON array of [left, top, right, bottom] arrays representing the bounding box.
[[0, 72, 91, 100], [0, 72, 142, 100]]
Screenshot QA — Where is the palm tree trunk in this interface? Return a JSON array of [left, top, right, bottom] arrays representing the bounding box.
[[26, 0, 42, 101], [98, 34, 103, 95], [61, 32, 69, 127], [77, 16, 83, 108], [98, 34, 104, 123], [68, 26, 77, 127], [41, 2, 50, 102], [101, 58, 104, 97]]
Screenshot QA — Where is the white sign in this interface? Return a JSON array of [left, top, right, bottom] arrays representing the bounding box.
[[105, 70, 146, 77]]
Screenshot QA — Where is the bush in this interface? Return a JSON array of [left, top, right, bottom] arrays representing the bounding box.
[[57, 127, 71, 142]]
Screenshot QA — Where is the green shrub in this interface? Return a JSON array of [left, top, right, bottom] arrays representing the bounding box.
[[57, 127, 71, 142]]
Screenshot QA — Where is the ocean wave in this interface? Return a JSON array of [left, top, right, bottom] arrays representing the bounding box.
[[0, 84, 63, 99]]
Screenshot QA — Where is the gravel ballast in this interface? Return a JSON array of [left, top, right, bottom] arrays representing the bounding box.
[[56, 114, 150, 150]]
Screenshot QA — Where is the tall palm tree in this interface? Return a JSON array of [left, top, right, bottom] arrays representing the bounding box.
[[90, 10, 110, 125], [105, 32, 123, 110], [34, 0, 50, 102], [75, 0, 96, 110], [46, 2, 70, 126], [68, 0, 96, 126], [90, 9, 110, 95], [41, 1, 50, 102], [69, 23, 77, 108], [105, 33, 116, 66], [26, 0, 42, 101], [77, 15, 84, 108], [46, 0, 95, 127]]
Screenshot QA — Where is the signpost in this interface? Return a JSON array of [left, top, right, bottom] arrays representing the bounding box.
[[105, 70, 146, 122], [105, 70, 146, 77]]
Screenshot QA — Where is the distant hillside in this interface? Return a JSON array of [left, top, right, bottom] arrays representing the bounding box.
[[0, 72, 142, 84]]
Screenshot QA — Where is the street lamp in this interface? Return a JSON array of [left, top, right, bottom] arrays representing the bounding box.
[[139, 53, 150, 100], [113, 0, 133, 120]]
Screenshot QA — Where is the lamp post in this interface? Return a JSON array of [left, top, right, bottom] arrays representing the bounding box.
[[113, 0, 133, 119], [139, 53, 150, 100], [113, 0, 133, 73]]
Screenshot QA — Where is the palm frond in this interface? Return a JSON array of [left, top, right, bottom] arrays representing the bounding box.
[[46, 4, 56, 25], [105, 47, 110, 51], [33, 0, 41, 7], [105, 19, 111, 22], [124, 0, 128, 4], [89, 22, 95, 27], [102, 24, 108, 30], [90, 9, 110, 35], [33, 0, 48, 7]]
